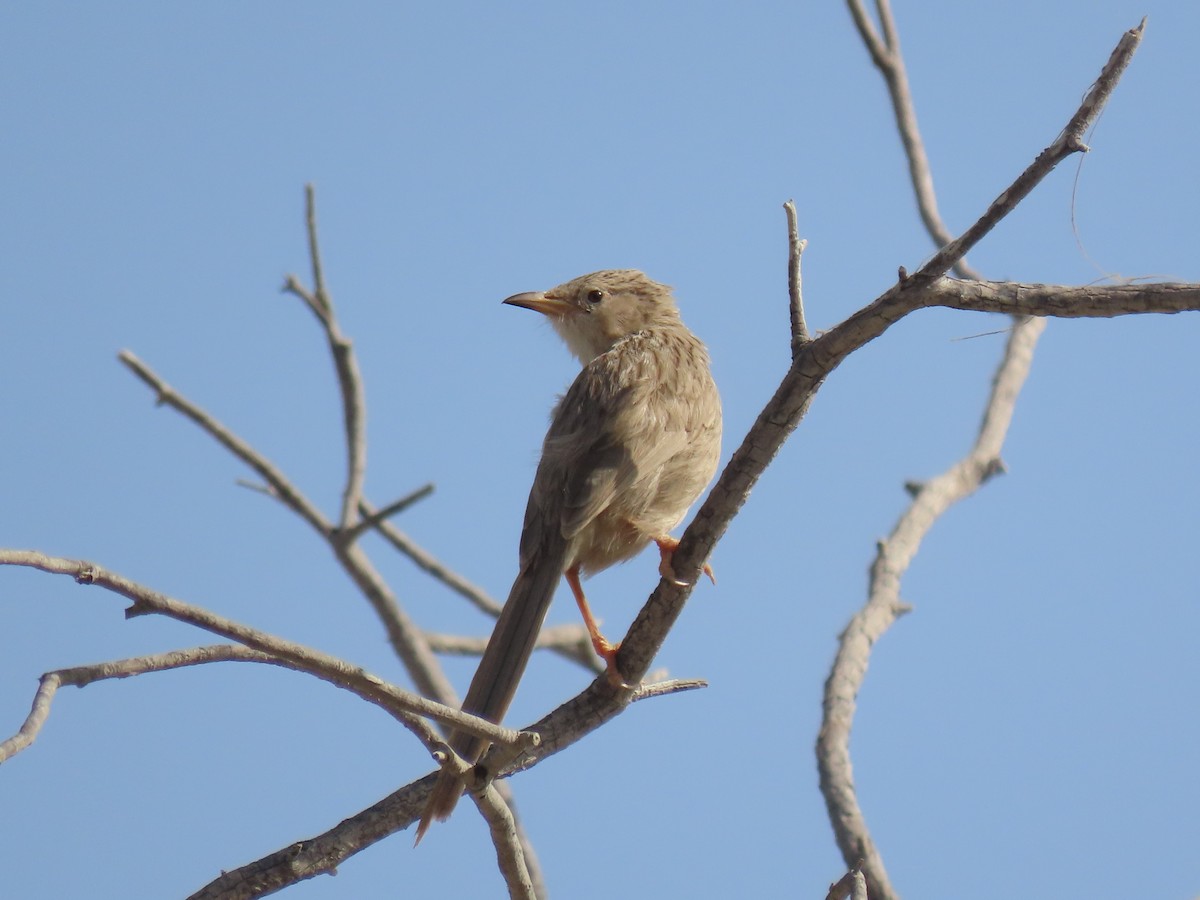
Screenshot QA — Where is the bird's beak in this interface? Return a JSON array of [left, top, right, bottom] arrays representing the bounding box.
[[502, 291, 576, 318]]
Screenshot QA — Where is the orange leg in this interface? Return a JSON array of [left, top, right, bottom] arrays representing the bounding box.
[[565, 565, 628, 689], [655, 536, 716, 586]]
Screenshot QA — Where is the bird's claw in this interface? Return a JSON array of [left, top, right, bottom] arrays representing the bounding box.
[[595, 639, 632, 690], [656, 538, 716, 587]]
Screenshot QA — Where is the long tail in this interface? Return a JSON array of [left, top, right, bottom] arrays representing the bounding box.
[[415, 547, 565, 842]]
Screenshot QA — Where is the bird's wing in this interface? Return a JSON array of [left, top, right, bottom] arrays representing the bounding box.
[[528, 333, 703, 547]]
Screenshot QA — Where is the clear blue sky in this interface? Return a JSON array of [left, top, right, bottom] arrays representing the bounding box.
[[3, 2, 1197, 898]]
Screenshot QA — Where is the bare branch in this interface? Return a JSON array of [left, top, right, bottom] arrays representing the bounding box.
[[185, 777, 435, 899], [909, 20, 1145, 288], [341, 542, 460, 705], [845, 0, 979, 276], [185, 670, 705, 896], [424, 748, 545, 896], [785, 200, 811, 349], [427, 623, 603, 674], [500, 791, 548, 900], [475, 785, 536, 900], [302, 184, 331, 317], [284, 185, 369, 530], [117, 350, 331, 536], [338, 482, 435, 545], [925, 278, 1200, 317], [815, 13, 1152, 900], [0, 673, 59, 764], [0, 648, 288, 764], [845, 0, 887, 64], [2, 645, 395, 763], [118, 350, 457, 705], [362, 499, 505, 618], [0, 551, 521, 749], [817, 316, 1046, 900]]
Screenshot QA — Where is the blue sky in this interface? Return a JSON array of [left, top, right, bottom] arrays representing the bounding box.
[[2, 2, 1198, 898]]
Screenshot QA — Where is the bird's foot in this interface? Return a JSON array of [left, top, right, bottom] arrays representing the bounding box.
[[655, 536, 716, 586], [592, 635, 631, 690]]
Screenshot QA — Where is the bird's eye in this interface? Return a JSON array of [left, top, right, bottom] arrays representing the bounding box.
[[585, 289, 604, 306]]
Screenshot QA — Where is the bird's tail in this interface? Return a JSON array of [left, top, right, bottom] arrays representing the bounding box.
[[415, 547, 565, 843]]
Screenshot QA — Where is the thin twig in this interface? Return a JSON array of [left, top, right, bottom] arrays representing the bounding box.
[[908, 20, 1145, 290], [0, 551, 524, 749], [0, 673, 59, 764], [118, 350, 331, 536], [0, 645, 439, 764], [338, 483, 435, 545], [303, 184, 331, 317], [925, 278, 1200, 317], [824, 0, 998, 887], [285, 185, 369, 530], [426, 624, 602, 674], [475, 785, 536, 900], [845, 0, 981, 278], [785, 200, 811, 350], [362, 500, 505, 618], [118, 350, 457, 705], [845, 0, 887, 64], [630, 677, 708, 702], [817, 317, 1046, 900]]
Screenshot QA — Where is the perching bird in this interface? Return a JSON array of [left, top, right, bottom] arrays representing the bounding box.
[[416, 269, 722, 841]]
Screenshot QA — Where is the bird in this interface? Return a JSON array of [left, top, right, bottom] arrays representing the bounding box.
[[415, 269, 722, 842]]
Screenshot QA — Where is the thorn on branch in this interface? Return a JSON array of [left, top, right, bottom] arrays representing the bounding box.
[[898, 265, 909, 284], [903, 479, 924, 497]]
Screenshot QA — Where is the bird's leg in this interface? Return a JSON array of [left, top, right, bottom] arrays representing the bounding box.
[[565, 565, 628, 688], [654, 536, 716, 587]]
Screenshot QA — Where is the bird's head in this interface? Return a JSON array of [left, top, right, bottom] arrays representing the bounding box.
[[503, 269, 682, 363]]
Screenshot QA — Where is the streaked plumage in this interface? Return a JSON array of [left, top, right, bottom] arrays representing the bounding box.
[[416, 270, 721, 841]]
